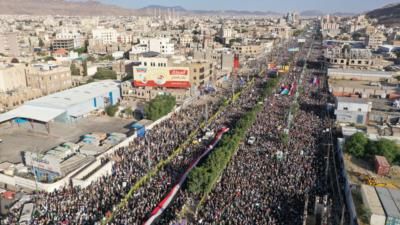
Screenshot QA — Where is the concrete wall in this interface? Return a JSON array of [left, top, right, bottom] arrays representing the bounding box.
[[337, 138, 358, 225], [335, 110, 368, 125]]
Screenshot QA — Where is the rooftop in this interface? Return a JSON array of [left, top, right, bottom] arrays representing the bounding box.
[[336, 96, 371, 104], [328, 68, 396, 77], [26, 80, 120, 110], [0, 80, 120, 123]]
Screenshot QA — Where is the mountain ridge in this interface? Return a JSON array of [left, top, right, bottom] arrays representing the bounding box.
[[366, 3, 400, 26], [0, 0, 359, 17]]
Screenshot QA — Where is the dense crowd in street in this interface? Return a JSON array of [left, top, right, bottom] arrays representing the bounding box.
[[3, 33, 336, 225], [5, 96, 221, 225], [110, 77, 265, 225], [153, 39, 332, 225], [191, 42, 331, 225]]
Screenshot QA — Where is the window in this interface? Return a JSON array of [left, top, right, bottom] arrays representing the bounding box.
[[343, 107, 348, 110], [358, 61, 362, 65]]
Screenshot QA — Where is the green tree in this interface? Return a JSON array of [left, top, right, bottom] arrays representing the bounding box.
[[43, 56, 56, 62], [144, 95, 176, 121], [99, 55, 114, 61], [93, 68, 117, 80], [395, 51, 400, 59], [38, 38, 44, 48], [74, 47, 86, 54], [82, 60, 88, 76], [352, 32, 362, 41], [187, 167, 208, 194], [105, 104, 119, 117], [70, 63, 80, 75], [345, 132, 368, 158], [123, 107, 133, 118], [84, 39, 89, 53], [293, 29, 303, 37], [86, 55, 96, 62], [366, 139, 399, 163]]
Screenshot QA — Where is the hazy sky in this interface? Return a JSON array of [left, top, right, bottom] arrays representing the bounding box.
[[98, 0, 399, 13]]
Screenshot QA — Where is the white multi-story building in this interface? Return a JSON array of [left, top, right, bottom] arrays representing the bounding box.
[[92, 27, 118, 45], [130, 44, 148, 55], [137, 37, 175, 55], [335, 97, 372, 125]]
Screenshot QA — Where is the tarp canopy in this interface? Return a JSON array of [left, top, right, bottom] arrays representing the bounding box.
[[0, 105, 65, 123], [131, 123, 144, 129]]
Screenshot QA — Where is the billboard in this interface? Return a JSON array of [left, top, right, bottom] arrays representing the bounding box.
[[133, 67, 191, 88], [24, 152, 62, 175], [288, 47, 300, 52], [298, 38, 306, 43]]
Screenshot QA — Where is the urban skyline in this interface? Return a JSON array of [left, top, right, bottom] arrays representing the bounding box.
[[98, 0, 399, 13]]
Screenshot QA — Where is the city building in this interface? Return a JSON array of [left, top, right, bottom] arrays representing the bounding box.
[[121, 81, 190, 103], [25, 64, 73, 95], [185, 60, 214, 87], [138, 37, 175, 55], [367, 32, 387, 50], [52, 39, 75, 50], [0, 32, 19, 57], [55, 29, 83, 48], [0, 80, 121, 125], [321, 15, 340, 38], [92, 27, 118, 45], [231, 44, 263, 56], [324, 46, 374, 69], [0, 64, 27, 92], [268, 24, 291, 39], [335, 97, 372, 125]]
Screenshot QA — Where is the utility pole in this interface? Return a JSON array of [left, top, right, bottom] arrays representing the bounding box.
[[205, 103, 208, 122]]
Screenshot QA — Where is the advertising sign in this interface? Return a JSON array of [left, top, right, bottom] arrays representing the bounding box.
[[24, 152, 62, 175], [133, 67, 191, 88], [288, 47, 300, 52]]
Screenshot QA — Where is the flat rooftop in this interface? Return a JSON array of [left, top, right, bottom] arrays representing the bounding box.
[[27, 80, 120, 110], [0, 116, 132, 164], [329, 79, 399, 92], [328, 68, 396, 77]]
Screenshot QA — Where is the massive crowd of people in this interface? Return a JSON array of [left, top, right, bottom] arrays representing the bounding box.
[[153, 39, 333, 225], [6, 96, 222, 225], [192, 41, 331, 225], [110, 76, 265, 225], [6, 35, 335, 225]]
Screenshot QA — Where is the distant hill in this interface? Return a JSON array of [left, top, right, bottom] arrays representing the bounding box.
[[300, 10, 324, 17], [138, 5, 282, 17], [366, 3, 400, 26], [0, 0, 136, 16]]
